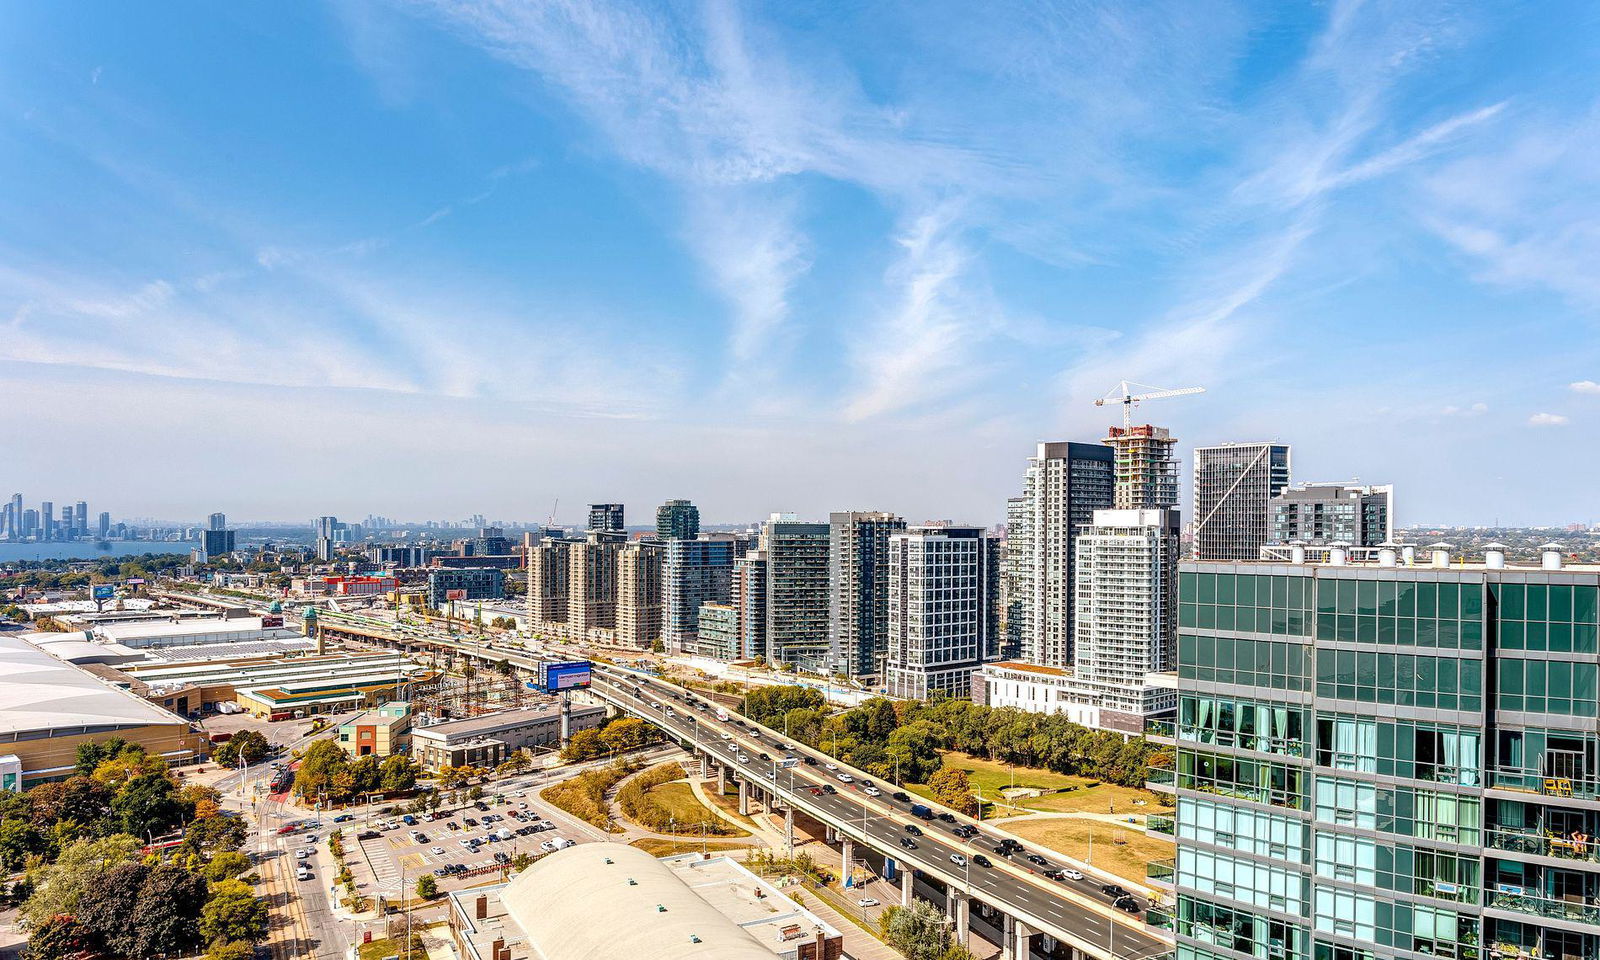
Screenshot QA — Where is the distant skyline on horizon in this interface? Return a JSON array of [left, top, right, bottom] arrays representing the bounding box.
[[5, 2, 1599, 528]]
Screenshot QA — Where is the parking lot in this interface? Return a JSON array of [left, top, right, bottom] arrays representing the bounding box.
[[335, 790, 583, 895]]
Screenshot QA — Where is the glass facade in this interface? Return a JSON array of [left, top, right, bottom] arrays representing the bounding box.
[[1161, 562, 1600, 960]]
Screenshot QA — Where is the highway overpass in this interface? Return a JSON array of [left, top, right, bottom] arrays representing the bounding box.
[[312, 611, 1172, 960]]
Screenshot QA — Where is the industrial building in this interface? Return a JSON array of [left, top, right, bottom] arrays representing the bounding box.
[[116, 650, 431, 720], [0, 634, 201, 785], [410, 703, 605, 770], [95, 615, 302, 650], [450, 844, 842, 960]]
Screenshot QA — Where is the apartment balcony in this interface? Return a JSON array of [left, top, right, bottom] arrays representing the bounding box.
[[1148, 814, 1176, 836], [1146, 858, 1175, 885], [1147, 766, 1175, 792], [1487, 827, 1600, 866], [1489, 890, 1600, 926], [1492, 769, 1600, 803], [1145, 717, 1175, 740]]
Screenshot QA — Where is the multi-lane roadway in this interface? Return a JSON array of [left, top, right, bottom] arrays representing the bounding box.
[[593, 669, 1170, 960]]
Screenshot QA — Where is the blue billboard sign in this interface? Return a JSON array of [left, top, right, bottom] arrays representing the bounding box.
[[542, 660, 592, 693], [91, 585, 115, 600]]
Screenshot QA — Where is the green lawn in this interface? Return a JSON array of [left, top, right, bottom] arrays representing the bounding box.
[[359, 933, 426, 960], [648, 782, 750, 837], [631, 837, 755, 857], [910, 753, 1171, 820]]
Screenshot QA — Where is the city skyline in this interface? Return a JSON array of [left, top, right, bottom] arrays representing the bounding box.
[[6, 3, 1600, 527]]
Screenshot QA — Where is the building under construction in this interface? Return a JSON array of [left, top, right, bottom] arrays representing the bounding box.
[[1103, 424, 1180, 515], [407, 652, 547, 721]]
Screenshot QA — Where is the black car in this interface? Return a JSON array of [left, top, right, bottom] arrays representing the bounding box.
[[357, 830, 381, 841], [1025, 854, 1048, 867], [951, 825, 976, 838], [904, 824, 923, 836], [759, 753, 770, 761], [1113, 896, 1141, 914], [1042, 869, 1065, 881], [973, 855, 993, 868], [936, 812, 956, 823], [998, 838, 1023, 853], [802, 757, 818, 766], [1102, 883, 1129, 898], [493, 852, 511, 864], [822, 784, 837, 795], [891, 791, 910, 802], [899, 837, 917, 850]]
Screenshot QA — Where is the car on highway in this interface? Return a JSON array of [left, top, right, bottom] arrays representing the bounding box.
[[863, 786, 880, 797], [936, 812, 956, 823], [1025, 854, 1049, 867], [899, 837, 917, 850], [824, 763, 838, 771], [892, 791, 910, 802], [738, 755, 750, 763], [904, 824, 923, 836], [973, 855, 993, 868], [837, 773, 853, 783], [857, 898, 880, 907], [949, 854, 968, 866], [1062, 868, 1084, 880], [1114, 896, 1141, 914], [822, 785, 837, 795], [332, 814, 354, 823]]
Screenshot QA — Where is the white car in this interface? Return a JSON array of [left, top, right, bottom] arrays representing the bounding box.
[[721, 732, 734, 740], [431, 846, 445, 855], [837, 774, 854, 783], [825, 763, 838, 771], [1063, 869, 1084, 880], [738, 755, 750, 764], [949, 854, 968, 867], [863, 786, 881, 797], [540, 839, 556, 852], [295, 848, 311, 860], [857, 897, 880, 907]]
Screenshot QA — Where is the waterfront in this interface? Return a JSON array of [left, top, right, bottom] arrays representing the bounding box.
[[0, 541, 181, 563]]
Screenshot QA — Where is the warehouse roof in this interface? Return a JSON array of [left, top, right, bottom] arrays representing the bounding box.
[[501, 843, 774, 960], [411, 703, 601, 743], [0, 635, 189, 737]]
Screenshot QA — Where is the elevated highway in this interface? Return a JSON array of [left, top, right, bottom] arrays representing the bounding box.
[[312, 611, 1172, 960]]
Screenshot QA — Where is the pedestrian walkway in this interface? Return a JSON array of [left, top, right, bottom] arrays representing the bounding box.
[[360, 836, 402, 893]]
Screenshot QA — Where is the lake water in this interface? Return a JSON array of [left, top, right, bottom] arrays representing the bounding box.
[[0, 541, 184, 563]]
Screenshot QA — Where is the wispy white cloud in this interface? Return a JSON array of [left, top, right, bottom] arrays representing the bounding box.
[[1442, 402, 1489, 416], [1529, 412, 1570, 426], [1572, 380, 1600, 395]]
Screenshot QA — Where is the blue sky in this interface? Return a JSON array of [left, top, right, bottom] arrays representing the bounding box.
[[3, 1, 1599, 527]]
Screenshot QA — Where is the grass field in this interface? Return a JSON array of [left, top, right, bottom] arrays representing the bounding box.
[[1004, 818, 1174, 888], [649, 782, 751, 836], [359, 933, 427, 960], [631, 837, 755, 857], [909, 753, 1172, 820]]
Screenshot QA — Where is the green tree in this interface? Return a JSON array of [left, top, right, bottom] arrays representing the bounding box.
[[560, 728, 605, 762], [74, 860, 148, 957], [24, 914, 89, 960], [113, 773, 184, 838], [0, 818, 42, 871], [293, 738, 349, 800], [200, 878, 270, 946], [128, 863, 209, 958], [414, 873, 438, 900], [379, 755, 419, 793], [927, 767, 978, 816], [200, 850, 253, 883], [211, 730, 269, 767], [205, 941, 258, 960], [879, 900, 954, 960], [21, 834, 142, 929]]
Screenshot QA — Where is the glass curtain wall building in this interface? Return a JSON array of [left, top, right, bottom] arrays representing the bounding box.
[[1152, 554, 1600, 960]]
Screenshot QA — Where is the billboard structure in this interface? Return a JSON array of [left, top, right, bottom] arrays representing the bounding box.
[[445, 589, 468, 601], [91, 585, 115, 600], [541, 660, 592, 693]]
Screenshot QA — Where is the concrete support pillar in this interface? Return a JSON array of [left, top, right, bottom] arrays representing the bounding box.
[[738, 779, 750, 816], [945, 889, 969, 946], [718, 765, 728, 795], [1012, 918, 1034, 960], [558, 690, 572, 743], [784, 806, 795, 855], [900, 868, 913, 906], [841, 839, 854, 882], [697, 753, 709, 779], [825, 825, 836, 843]]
